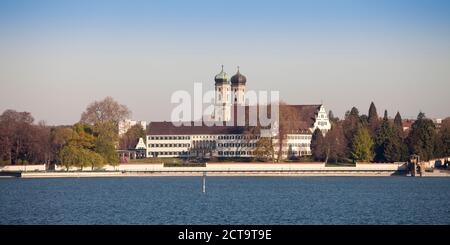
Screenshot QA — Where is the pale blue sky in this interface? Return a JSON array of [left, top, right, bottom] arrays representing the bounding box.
[[1, 0, 450, 125]]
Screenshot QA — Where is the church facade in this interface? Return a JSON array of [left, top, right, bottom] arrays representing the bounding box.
[[144, 66, 331, 159]]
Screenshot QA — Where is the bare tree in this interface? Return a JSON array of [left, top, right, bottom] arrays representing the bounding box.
[[0, 110, 34, 164], [322, 122, 347, 163], [80, 96, 131, 125]]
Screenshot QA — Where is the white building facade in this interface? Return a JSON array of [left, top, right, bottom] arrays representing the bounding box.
[[144, 66, 331, 159]]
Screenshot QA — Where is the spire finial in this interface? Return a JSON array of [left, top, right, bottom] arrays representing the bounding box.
[[237, 66, 240, 72], [221, 64, 224, 71]]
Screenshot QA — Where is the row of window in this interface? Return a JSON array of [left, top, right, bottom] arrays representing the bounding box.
[[148, 151, 188, 156], [148, 136, 191, 140], [148, 135, 262, 141], [218, 143, 257, 148], [218, 151, 253, 156], [148, 142, 261, 148], [147, 151, 255, 156], [218, 135, 259, 140], [287, 135, 312, 140], [146, 150, 311, 157], [287, 151, 311, 155]]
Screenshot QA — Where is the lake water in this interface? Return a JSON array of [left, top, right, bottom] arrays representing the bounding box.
[[0, 176, 449, 224]]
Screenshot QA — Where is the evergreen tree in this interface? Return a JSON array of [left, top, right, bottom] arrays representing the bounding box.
[[374, 111, 393, 162], [394, 111, 403, 129], [360, 115, 369, 127], [406, 112, 436, 161], [368, 102, 379, 123], [348, 107, 360, 118], [311, 128, 325, 161], [384, 124, 408, 162], [350, 126, 374, 162], [343, 107, 362, 158], [372, 111, 409, 162], [442, 118, 450, 157], [435, 118, 450, 158], [328, 110, 339, 126], [367, 102, 380, 137]]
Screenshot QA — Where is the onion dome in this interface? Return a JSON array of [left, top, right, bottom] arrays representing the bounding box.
[[231, 66, 246, 85], [214, 65, 228, 84]]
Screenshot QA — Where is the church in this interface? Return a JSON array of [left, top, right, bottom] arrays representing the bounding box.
[[144, 66, 331, 160]]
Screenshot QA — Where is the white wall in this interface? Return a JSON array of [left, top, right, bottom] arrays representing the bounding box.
[[0, 164, 46, 171]]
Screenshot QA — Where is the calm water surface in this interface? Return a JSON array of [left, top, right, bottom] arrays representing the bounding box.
[[0, 176, 449, 224]]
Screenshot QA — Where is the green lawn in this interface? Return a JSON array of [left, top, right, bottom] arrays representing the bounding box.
[[129, 158, 183, 164], [325, 162, 356, 167]]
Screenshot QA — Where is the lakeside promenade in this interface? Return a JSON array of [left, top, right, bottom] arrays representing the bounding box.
[[1, 162, 449, 178]]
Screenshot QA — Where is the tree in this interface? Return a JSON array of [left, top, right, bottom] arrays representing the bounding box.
[[383, 133, 408, 162], [80, 96, 131, 126], [322, 122, 347, 163], [374, 111, 392, 162], [59, 145, 105, 171], [51, 127, 75, 156], [350, 126, 374, 162], [435, 118, 450, 158], [59, 145, 80, 171], [394, 112, 403, 130], [83, 149, 105, 170], [71, 123, 95, 149], [310, 128, 325, 161], [254, 137, 275, 162], [368, 102, 378, 121], [93, 122, 119, 165], [328, 110, 339, 126], [368, 102, 380, 136], [342, 107, 362, 159], [406, 112, 436, 161], [119, 124, 146, 150], [28, 122, 53, 164], [374, 111, 406, 162], [0, 110, 33, 164]]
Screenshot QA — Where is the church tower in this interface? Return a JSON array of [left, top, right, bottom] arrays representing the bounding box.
[[230, 66, 247, 105], [214, 65, 231, 121]]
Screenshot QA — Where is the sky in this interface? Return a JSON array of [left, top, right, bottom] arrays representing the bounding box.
[[1, 0, 450, 125]]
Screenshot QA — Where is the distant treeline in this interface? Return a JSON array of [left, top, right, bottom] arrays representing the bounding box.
[[310, 102, 450, 163]]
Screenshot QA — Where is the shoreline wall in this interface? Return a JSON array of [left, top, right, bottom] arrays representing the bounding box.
[[1, 162, 407, 172]]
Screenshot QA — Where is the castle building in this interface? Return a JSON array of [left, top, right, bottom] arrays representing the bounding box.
[[144, 66, 331, 159]]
